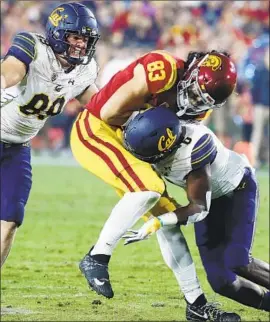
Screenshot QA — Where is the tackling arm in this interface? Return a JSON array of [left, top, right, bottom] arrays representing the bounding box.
[[172, 165, 212, 225], [100, 64, 149, 126], [123, 165, 212, 245]]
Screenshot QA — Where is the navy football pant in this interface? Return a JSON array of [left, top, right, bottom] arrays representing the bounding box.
[[194, 167, 258, 291], [0, 142, 32, 226]]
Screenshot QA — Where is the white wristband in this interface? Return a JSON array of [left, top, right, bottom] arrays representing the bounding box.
[[158, 212, 178, 226]]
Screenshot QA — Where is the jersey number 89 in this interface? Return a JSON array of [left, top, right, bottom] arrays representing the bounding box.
[[147, 61, 166, 82], [19, 93, 65, 120]]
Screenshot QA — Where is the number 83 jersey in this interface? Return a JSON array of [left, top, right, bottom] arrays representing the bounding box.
[[1, 32, 98, 144]]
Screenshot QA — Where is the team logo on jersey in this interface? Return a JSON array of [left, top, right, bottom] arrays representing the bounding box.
[[201, 55, 222, 71], [49, 7, 68, 27], [158, 128, 177, 152], [55, 84, 64, 92]]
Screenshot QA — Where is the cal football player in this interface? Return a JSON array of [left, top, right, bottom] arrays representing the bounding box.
[[71, 50, 242, 320], [0, 2, 100, 267], [123, 106, 270, 314]]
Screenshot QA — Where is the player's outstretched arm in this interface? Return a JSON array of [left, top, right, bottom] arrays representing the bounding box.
[[122, 165, 212, 245]]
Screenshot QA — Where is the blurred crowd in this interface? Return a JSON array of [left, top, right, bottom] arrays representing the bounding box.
[[1, 0, 269, 168]]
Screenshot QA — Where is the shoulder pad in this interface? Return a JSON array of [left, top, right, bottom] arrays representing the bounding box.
[[6, 32, 37, 69]]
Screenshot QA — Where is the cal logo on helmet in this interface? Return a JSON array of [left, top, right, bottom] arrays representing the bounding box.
[[158, 128, 177, 152], [123, 106, 185, 163], [49, 8, 68, 27]]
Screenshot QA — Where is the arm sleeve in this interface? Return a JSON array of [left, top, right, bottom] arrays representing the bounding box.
[[6, 32, 36, 71], [191, 134, 217, 170], [138, 51, 178, 94]]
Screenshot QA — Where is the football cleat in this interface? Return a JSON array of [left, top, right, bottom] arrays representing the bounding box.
[[79, 253, 114, 299], [186, 301, 241, 321]]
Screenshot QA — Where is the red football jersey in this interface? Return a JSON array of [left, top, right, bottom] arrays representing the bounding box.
[[86, 51, 185, 120]]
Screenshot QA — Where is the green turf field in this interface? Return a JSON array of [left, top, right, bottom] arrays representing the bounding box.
[[1, 166, 269, 321]]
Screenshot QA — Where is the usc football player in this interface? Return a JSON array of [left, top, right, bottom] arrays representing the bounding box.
[[70, 50, 240, 321]]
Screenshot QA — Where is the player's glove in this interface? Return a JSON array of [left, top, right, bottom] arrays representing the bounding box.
[[0, 88, 15, 108], [122, 217, 162, 245]]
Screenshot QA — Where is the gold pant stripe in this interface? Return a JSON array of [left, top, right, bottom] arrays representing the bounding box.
[[83, 111, 148, 191]]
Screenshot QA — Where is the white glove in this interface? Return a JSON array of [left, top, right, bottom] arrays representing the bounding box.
[[1, 88, 15, 107], [122, 217, 162, 245]]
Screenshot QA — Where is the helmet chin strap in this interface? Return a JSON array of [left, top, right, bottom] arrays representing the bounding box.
[[176, 107, 187, 117]]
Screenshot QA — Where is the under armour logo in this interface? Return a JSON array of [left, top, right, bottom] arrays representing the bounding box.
[[68, 79, 75, 85], [55, 84, 63, 92]]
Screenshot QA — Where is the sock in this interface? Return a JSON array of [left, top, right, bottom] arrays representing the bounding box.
[[91, 191, 160, 256], [156, 225, 204, 304], [191, 293, 208, 306]]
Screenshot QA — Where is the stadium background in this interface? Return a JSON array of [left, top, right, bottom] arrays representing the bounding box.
[[1, 0, 269, 168], [1, 1, 269, 321]]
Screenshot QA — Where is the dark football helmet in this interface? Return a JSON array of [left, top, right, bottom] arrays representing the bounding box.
[[177, 52, 237, 116], [123, 106, 185, 163], [46, 2, 100, 65]]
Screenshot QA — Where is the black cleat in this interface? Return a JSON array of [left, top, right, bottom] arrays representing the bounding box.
[[79, 253, 114, 299], [186, 301, 241, 321]]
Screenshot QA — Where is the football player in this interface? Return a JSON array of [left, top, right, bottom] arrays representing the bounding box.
[[71, 50, 242, 320], [0, 2, 100, 267], [123, 106, 270, 314]]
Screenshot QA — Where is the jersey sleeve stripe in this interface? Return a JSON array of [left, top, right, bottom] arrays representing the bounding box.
[[192, 135, 211, 153], [16, 33, 36, 45], [191, 145, 217, 165], [11, 44, 35, 60], [191, 134, 217, 169], [13, 33, 36, 56], [6, 32, 36, 69]]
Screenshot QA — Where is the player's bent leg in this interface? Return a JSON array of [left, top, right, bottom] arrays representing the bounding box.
[[157, 226, 240, 321], [157, 225, 203, 303], [1, 221, 17, 267], [79, 190, 161, 298], [234, 257, 270, 290], [71, 112, 167, 297]]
